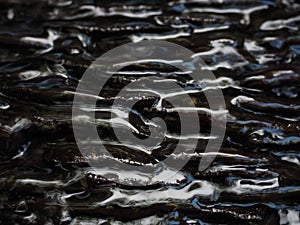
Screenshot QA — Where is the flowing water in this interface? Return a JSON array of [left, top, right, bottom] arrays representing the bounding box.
[[0, 0, 300, 224]]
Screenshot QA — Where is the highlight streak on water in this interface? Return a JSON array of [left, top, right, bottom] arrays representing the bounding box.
[[0, 0, 299, 224]]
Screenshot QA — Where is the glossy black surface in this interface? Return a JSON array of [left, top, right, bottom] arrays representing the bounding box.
[[0, 0, 299, 224]]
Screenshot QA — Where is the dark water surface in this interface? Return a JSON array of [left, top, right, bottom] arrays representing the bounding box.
[[0, 0, 300, 224]]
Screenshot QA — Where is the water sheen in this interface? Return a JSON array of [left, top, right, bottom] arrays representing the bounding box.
[[0, 0, 299, 224]]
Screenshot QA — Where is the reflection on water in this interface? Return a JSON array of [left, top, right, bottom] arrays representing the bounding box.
[[0, 0, 299, 224]]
